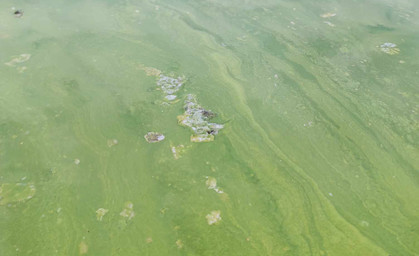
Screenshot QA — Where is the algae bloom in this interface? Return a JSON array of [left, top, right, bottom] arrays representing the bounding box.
[[144, 132, 165, 143], [120, 201, 135, 220], [206, 210, 222, 225], [0, 183, 36, 206], [177, 94, 224, 142], [380, 43, 400, 55], [96, 208, 109, 221]]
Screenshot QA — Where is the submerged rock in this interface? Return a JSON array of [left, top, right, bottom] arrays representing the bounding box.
[[206, 210, 221, 225], [177, 94, 224, 142], [0, 182, 36, 206], [144, 132, 165, 143]]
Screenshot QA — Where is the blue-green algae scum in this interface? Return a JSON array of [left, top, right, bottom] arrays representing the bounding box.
[[0, 0, 418, 255]]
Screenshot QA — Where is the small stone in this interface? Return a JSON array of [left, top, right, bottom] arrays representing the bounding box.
[[74, 159, 80, 165]]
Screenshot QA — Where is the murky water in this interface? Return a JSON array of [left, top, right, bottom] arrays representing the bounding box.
[[1, 0, 418, 255]]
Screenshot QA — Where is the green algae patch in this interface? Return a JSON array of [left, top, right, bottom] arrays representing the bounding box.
[[144, 132, 165, 143], [0, 183, 36, 206], [379, 43, 400, 55], [178, 94, 224, 142], [205, 210, 221, 225], [95, 208, 109, 221], [120, 201, 135, 220]]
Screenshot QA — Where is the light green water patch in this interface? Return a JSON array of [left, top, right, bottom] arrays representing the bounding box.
[[0, 0, 418, 255]]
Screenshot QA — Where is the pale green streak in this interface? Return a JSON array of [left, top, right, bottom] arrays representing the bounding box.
[[0, 0, 418, 255]]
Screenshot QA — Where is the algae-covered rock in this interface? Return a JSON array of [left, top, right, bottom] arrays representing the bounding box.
[[178, 94, 224, 142], [144, 132, 165, 143], [0, 182, 36, 206]]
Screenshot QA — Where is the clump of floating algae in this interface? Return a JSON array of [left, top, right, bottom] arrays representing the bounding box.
[[171, 144, 188, 159], [5, 53, 31, 67], [177, 94, 224, 142], [205, 176, 224, 194], [320, 12, 336, 18], [379, 42, 400, 55], [157, 75, 184, 96], [144, 132, 165, 143], [96, 208, 109, 221], [139, 65, 184, 103], [120, 201, 135, 220], [141, 66, 162, 77], [206, 210, 221, 225], [0, 182, 36, 206]]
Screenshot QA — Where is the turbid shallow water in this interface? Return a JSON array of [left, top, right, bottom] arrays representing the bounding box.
[[1, 0, 419, 255]]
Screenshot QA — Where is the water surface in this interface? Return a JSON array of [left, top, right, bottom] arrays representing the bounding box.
[[1, 0, 418, 255]]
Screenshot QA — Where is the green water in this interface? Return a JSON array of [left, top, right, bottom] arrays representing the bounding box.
[[1, 0, 418, 255]]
